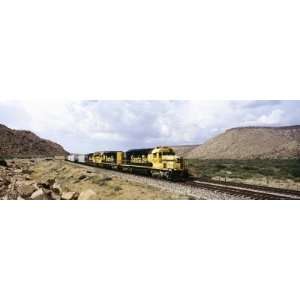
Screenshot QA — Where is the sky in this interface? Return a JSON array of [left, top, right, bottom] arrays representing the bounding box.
[[0, 100, 299, 153]]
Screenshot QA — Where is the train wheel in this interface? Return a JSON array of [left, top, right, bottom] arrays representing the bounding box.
[[165, 173, 171, 180]]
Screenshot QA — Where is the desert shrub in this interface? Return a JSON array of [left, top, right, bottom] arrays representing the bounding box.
[[290, 167, 300, 178], [242, 165, 257, 171], [186, 159, 300, 181], [215, 164, 226, 170], [258, 168, 274, 176], [113, 186, 122, 192]]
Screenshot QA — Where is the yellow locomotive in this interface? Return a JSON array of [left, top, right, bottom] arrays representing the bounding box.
[[90, 146, 188, 180]]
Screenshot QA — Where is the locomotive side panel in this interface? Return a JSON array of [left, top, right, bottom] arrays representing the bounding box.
[[125, 148, 153, 166]]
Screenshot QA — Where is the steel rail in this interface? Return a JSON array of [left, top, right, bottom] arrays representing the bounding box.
[[183, 180, 296, 200], [191, 177, 300, 199]]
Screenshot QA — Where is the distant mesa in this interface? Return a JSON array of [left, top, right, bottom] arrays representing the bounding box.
[[186, 125, 300, 159], [0, 123, 68, 158], [172, 144, 200, 157]]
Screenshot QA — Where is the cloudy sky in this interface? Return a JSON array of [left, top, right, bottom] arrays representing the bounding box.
[[0, 100, 299, 153]]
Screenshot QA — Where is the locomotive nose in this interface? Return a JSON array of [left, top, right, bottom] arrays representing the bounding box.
[[175, 155, 181, 162]]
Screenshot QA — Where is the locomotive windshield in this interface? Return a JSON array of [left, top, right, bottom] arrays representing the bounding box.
[[162, 151, 175, 155]]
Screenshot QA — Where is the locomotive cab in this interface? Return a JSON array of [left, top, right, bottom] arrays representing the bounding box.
[[150, 147, 185, 171]]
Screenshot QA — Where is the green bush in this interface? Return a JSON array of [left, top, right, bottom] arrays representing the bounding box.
[[215, 164, 226, 170], [186, 159, 300, 181], [290, 167, 300, 178]]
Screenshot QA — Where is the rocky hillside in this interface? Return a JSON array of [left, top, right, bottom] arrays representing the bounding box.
[[0, 124, 68, 158], [186, 125, 300, 159], [172, 144, 200, 157]]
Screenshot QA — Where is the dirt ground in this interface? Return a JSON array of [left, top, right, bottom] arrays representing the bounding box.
[[30, 159, 186, 200]]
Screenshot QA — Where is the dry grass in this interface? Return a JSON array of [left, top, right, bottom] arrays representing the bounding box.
[[31, 160, 186, 200]]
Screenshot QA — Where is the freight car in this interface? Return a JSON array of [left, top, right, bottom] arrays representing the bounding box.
[[67, 154, 87, 163], [66, 146, 188, 180]]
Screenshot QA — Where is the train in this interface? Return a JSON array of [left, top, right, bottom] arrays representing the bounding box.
[[66, 146, 188, 180]]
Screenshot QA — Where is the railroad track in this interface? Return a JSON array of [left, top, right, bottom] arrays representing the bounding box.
[[191, 177, 300, 199], [185, 178, 299, 200]]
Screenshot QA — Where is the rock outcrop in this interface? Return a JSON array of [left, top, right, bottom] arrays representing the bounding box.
[[0, 159, 79, 200]]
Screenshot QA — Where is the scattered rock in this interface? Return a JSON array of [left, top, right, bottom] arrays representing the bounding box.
[[30, 188, 49, 200], [78, 174, 87, 180], [78, 189, 97, 200], [62, 191, 79, 200]]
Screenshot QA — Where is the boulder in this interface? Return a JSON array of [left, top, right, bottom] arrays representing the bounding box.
[[62, 191, 79, 200], [78, 189, 97, 200], [50, 191, 61, 200], [30, 188, 49, 200], [52, 182, 62, 195], [17, 184, 37, 198], [37, 178, 55, 188], [2, 177, 11, 186]]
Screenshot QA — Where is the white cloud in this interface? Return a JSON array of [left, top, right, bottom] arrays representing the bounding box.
[[0, 100, 299, 152], [257, 109, 283, 124]]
